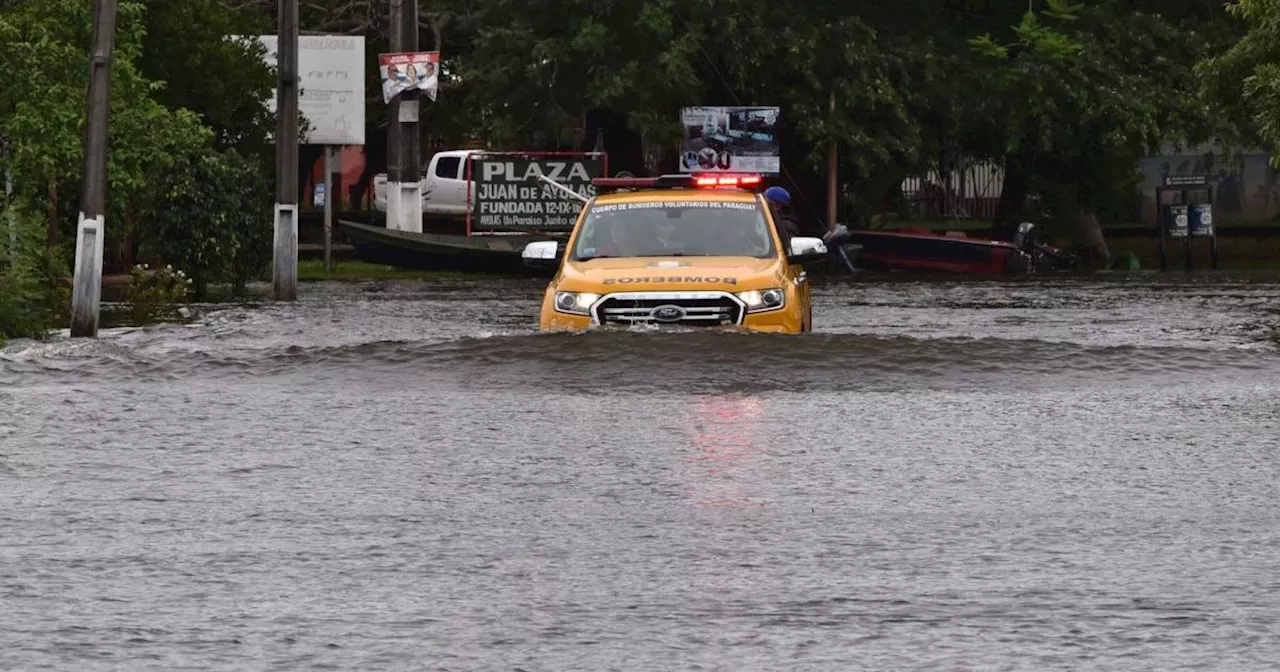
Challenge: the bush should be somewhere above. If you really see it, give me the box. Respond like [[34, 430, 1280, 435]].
[[0, 202, 67, 345], [125, 263, 190, 322], [144, 148, 273, 297]]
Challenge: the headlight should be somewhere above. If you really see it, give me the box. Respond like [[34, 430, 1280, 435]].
[[554, 291, 599, 315], [736, 288, 785, 312]]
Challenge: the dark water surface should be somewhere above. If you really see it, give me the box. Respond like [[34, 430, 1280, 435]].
[[3, 274, 1280, 670]]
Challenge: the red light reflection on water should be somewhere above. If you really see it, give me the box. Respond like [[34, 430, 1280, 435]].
[[682, 395, 767, 508]]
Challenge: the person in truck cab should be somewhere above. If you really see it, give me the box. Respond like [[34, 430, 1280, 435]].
[[707, 210, 770, 257], [605, 218, 651, 257], [521, 173, 830, 333], [764, 186, 800, 241], [656, 218, 680, 252]]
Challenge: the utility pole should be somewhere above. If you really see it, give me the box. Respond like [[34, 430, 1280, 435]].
[[4, 142, 14, 261], [826, 88, 838, 232], [386, 0, 422, 233], [323, 146, 337, 272], [273, 0, 299, 300], [70, 0, 117, 338]]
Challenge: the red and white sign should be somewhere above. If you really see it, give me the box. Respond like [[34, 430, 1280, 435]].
[[379, 51, 438, 104]]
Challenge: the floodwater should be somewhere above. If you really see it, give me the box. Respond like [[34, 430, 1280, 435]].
[[3, 273, 1280, 671]]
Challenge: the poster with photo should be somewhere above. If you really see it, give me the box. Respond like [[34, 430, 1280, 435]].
[[379, 51, 439, 103], [679, 106, 780, 174]]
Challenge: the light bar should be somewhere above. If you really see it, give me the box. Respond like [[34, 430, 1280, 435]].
[[694, 174, 762, 188], [591, 173, 766, 193]]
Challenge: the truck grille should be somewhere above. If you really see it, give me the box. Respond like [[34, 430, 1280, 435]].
[[594, 294, 744, 327]]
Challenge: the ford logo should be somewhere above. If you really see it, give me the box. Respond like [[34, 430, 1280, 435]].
[[650, 304, 686, 322]]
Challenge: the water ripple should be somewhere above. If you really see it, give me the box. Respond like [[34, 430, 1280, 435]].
[[3, 275, 1280, 670]]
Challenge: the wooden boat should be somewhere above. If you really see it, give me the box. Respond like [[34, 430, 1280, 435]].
[[824, 224, 1078, 275], [338, 220, 558, 276]]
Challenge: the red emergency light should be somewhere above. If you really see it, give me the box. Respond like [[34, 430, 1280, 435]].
[[592, 173, 765, 193], [693, 174, 761, 188]]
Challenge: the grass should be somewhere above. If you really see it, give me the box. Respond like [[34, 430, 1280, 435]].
[[297, 259, 476, 281]]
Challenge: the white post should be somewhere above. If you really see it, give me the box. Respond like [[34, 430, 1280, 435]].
[[273, 204, 297, 298], [70, 0, 117, 337], [387, 98, 423, 233], [272, 0, 299, 300], [323, 145, 335, 272], [386, 183, 423, 233], [70, 213, 105, 335], [401, 182, 423, 233], [385, 178, 400, 231]]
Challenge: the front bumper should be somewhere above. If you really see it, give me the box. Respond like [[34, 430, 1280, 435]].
[[540, 290, 803, 333], [542, 313, 800, 332]]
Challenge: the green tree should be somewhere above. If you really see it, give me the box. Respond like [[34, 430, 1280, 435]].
[[0, 201, 67, 345], [137, 0, 275, 155], [1197, 0, 1280, 165], [967, 0, 1228, 255], [0, 0, 215, 260], [147, 148, 273, 297]]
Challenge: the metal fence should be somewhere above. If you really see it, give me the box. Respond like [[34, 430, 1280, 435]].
[[901, 160, 1004, 221]]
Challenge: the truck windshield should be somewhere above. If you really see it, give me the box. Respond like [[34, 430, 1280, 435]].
[[572, 199, 774, 260]]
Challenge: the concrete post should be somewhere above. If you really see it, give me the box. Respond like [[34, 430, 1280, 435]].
[[323, 145, 337, 272], [273, 0, 299, 300], [70, 0, 117, 337], [386, 0, 422, 233]]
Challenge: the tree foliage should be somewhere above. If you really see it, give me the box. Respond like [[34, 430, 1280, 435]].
[[414, 0, 1236, 233], [0, 0, 1260, 302], [0, 201, 67, 344], [0, 0, 216, 238], [1198, 0, 1280, 165], [963, 1, 1228, 228], [0, 0, 278, 305], [147, 148, 273, 297], [14, 0, 1232, 235], [138, 0, 275, 154]]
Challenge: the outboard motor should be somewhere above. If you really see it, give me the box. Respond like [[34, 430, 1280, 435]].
[[1012, 221, 1081, 272], [823, 223, 862, 274], [1013, 222, 1036, 251]]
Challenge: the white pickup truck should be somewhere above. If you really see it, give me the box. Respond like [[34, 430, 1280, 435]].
[[372, 149, 477, 215]]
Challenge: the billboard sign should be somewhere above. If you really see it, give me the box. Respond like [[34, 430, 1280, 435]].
[[242, 35, 366, 145], [680, 106, 780, 174]]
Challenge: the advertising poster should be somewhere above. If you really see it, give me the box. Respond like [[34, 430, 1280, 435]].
[[380, 51, 439, 103], [1165, 204, 1189, 238], [680, 106, 780, 174], [237, 34, 366, 145], [470, 153, 605, 233]]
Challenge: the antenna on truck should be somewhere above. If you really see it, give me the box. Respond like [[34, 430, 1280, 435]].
[[534, 172, 590, 204]]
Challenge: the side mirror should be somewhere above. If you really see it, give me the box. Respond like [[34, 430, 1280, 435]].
[[787, 236, 828, 265], [521, 241, 560, 269]]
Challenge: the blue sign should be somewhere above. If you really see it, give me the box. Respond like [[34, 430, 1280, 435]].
[[1189, 203, 1213, 237]]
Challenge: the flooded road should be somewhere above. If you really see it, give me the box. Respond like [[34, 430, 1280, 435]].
[[3, 274, 1280, 670]]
